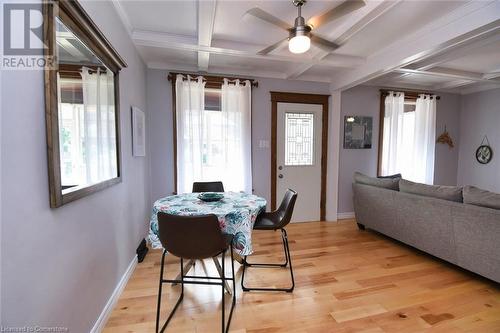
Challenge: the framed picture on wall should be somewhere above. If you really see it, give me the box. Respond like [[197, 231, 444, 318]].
[[132, 106, 146, 157], [344, 116, 373, 149]]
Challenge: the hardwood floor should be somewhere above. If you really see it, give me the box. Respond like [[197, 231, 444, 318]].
[[103, 220, 500, 332]]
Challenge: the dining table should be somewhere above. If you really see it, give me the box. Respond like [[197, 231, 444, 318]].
[[148, 191, 267, 294]]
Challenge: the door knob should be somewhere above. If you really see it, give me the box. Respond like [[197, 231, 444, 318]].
[[278, 174, 284, 179], [278, 165, 283, 170]]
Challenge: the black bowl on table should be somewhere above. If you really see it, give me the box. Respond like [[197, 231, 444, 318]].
[[198, 192, 224, 202]]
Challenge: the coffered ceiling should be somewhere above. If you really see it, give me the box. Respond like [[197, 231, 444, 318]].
[[111, 0, 500, 93]]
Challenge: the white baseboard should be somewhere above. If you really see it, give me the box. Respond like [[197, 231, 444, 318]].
[[337, 212, 355, 220], [91, 254, 138, 333]]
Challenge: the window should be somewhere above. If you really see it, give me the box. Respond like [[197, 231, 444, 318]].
[[174, 75, 253, 193], [379, 91, 437, 184], [285, 112, 314, 166]]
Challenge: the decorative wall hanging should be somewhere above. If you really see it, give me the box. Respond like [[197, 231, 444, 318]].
[[436, 125, 454, 148], [344, 116, 373, 149], [132, 106, 146, 157], [476, 135, 493, 164]]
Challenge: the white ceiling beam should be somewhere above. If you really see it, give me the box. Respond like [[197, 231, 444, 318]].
[[286, 0, 402, 80], [330, 1, 500, 90], [393, 68, 499, 83], [132, 30, 365, 68], [197, 0, 217, 72], [432, 79, 476, 90]]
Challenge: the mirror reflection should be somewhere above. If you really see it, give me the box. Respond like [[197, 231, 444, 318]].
[[56, 18, 118, 193]]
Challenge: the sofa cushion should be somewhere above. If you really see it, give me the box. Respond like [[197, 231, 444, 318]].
[[463, 186, 500, 210], [399, 179, 463, 202], [354, 172, 399, 191], [378, 173, 402, 179]]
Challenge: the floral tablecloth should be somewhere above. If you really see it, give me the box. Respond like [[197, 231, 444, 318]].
[[148, 192, 267, 256]]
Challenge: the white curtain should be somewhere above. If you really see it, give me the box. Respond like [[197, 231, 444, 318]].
[[412, 94, 436, 184], [381, 92, 436, 184], [176, 75, 206, 194], [80, 66, 117, 185], [381, 92, 405, 176], [175, 75, 253, 194], [221, 79, 252, 193]]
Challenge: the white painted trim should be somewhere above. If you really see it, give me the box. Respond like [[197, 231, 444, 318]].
[[337, 212, 355, 220], [91, 255, 138, 333], [110, 0, 133, 36], [325, 90, 341, 222]]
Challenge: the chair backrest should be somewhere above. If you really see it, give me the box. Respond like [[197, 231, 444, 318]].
[[157, 212, 227, 259], [275, 189, 298, 228], [192, 181, 225, 193]]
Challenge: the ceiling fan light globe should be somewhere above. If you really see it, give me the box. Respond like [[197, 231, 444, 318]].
[[289, 35, 310, 54]]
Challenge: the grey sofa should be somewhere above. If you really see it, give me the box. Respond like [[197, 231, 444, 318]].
[[353, 182, 500, 283]]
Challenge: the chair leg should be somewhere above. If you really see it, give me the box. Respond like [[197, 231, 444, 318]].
[[243, 230, 288, 267], [219, 249, 236, 333], [156, 249, 236, 333], [241, 228, 295, 293], [156, 253, 185, 333]]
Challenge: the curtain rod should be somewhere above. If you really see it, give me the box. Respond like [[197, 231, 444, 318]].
[[380, 89, 440, 100], [167, 72, 258, 87]]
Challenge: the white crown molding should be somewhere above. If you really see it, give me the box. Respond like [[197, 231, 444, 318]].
[[90, 255, 138, 332], [110, 0, 133, 36]]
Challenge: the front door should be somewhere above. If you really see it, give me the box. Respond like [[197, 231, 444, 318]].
[[276, 102, 323, 222]]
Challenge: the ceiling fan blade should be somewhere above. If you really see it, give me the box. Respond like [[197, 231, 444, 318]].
[[245, 7, 291, 31], [257, 38, 289, 55], [307, 0, 366, 29], [310, 34, 340, 52]]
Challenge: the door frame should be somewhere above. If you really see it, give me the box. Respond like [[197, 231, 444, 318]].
[[270, 91, 330, 221]]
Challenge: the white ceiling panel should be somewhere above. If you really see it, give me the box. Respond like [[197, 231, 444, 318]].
[[111, 0, 500, 89], [121, 0, 197, 36], [442, 42, 500, 74], [136, 46, 197, 66], [339, 0, 467, 57]]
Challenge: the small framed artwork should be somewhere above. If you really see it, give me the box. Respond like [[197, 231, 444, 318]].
[[344, 116, 373, 149], [132, 106, 146, 157]]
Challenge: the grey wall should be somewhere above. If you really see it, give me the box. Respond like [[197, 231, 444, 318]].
[[457, 88, 500, 192], [0, 1, 149, 331], [337, 85, 461, 214], [147, 69, 331, 204]]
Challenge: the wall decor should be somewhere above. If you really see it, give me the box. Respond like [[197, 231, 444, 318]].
[[436, 125, 454, 148], [344, 116, 373, 149], [132, 106, 146, 157], [476, 135, 493, 164]]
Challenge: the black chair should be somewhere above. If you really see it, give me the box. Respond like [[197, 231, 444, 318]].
[[192, 181, 225, 193], [156, 212, 236, 333], [241, 189, 298, 292]]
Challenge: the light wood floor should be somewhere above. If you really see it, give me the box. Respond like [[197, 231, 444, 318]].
[[104, 220, 500, 332]]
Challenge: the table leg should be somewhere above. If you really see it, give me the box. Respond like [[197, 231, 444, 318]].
[[172, 259, 195, 286], [233, 253, 244, 265], [212, 257, 232, 295]]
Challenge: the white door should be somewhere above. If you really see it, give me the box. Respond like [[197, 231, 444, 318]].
[[276, 102, 322, 222]]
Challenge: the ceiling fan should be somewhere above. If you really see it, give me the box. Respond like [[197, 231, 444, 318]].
[[246, 0, 366, 55]]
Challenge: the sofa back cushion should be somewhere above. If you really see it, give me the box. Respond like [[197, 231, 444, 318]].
[[463, 186, 500, 210], [399, 179, 463, 202], [354, 172, 400, 190]]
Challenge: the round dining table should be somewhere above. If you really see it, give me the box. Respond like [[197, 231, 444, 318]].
[[148, 191, 267, 256]]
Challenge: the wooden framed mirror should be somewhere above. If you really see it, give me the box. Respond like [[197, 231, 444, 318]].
[[43, 0, 127, 208]]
